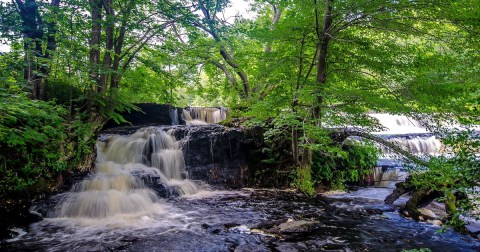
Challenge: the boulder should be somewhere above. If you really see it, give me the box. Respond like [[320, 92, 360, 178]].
[[168, 125, 248, 188], [273, 220, 320, 234], [418, 208, 437, 220]]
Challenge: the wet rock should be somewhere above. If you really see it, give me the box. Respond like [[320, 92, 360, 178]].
[[366, 209, 384, 215], [427, 219, 443, 226], [466, 223, 480, 235], [274, 242, 307, 252], [26, 211, 43, 222], [273, 220, 320, 234], [201, 223, 211, 229], [251, 219, 290, 229], [418, 208, 437, 220], [168, 125, 248, 188], [224, 223, 241, 229], [102, 103, 183, 130], [234, 244, 269, 252]]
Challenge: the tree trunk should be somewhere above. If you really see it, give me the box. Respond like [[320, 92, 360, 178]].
[[89, 0, 102, 90], [99, 0, 114, 92], [313, 0, 334, 124], [219, 47, 250, 97], [15, 0, 60, 100], [265, 4, 282, 53]]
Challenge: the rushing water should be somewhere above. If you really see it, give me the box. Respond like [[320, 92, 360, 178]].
[[2, 115, 479, 251], [3, 189, 479, 251], [49, 128, 199, 220], [183, 107, 228, 125]]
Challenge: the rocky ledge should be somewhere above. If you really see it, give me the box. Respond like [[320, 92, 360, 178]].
[[100, 124, 251, 189]]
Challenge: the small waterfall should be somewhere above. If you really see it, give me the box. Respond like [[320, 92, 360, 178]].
[[182, 107, 228, 125], [368, 113, 444, 157], [368, 113, 443, 186], [170, 108, 179, 125], [378, 136, 443, 157], [370, 113, 428, 135], [53, 128, 198, 218], [372, 167, 406, 187]]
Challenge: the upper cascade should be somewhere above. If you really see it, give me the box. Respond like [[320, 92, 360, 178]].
[[368, 113, 443, 157], [369, 113, 429, 135], [52, 128, 198, 218], [182, 107, 228, 125]]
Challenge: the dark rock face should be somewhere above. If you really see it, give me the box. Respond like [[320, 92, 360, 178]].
[[167, 125, 248, 188], [102, 103, 185, 130]]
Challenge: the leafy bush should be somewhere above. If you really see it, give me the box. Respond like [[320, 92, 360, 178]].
[[409, 130, 480, 230], [0, 86, 99, 199], [292, 164, 316, 197], [311, 140, 379, 190], [254, 114, 379, 193], [0, 88, 69, 196]]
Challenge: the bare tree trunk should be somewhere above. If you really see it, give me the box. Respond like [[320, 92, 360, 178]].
[[265, 3, 282, 53], [98, 0, 114, 92], [219, 47, 250, 97], [86, 0, 103, 117], [14, 0, 60, 100], [193, 3, 250, 97], [313, 0, 334, 124], [110, 1, 133, 89], [292, 33, 307, 165], [89, 0, 102, 91]]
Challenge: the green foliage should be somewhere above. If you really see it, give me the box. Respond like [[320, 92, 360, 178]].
[[0, 83, 100, 199], [409, 130, 480, 230], [292, 165, 316, 197], [311, 140, 379, 190], [0, 88, 68, 195], [402, 249, 432, 252]]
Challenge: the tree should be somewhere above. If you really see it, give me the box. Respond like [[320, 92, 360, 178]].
[[6, 0, 61, 100]]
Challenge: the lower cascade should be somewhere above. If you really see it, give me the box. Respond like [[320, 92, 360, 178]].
[[52, 127, 198, 218], [4, 124, 480, 251]]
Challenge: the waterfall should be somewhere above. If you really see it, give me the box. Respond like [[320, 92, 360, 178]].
[[367, 113, 443, 187], [379, 136, 443, 156], [52, 128, 198, 218], [170, 108, 179, 125], [370, 113, 428, 135], [182, 107, 228, 125], [368, 113, 444, 158], [372, 167, 406, 187]]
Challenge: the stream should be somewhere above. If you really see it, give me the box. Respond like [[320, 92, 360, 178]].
[[1, 109, 479, 251], [3, 189, 479, 251]]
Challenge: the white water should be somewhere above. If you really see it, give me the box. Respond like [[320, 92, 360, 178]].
[[183, 107, 228, 125], [369, 113, 444, 159], [53, 128, 198, 219], [372, 167, 407, 188], [370, 113, 429, 135]]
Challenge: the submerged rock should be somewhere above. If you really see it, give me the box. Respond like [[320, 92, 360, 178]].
[[273, 220, 320, 234], [251, 219, 290, 229], [234, 244, 269, 252]]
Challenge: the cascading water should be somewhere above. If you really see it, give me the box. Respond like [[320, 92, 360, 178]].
[[370, 113, 444, 158], [370, 113, 429, 135], [367, 113, 443, 187], [52, 127, 198, 218], [6, 115, 480, 251], [170, 108, 179, 125], [182, 107, 228, 125]]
